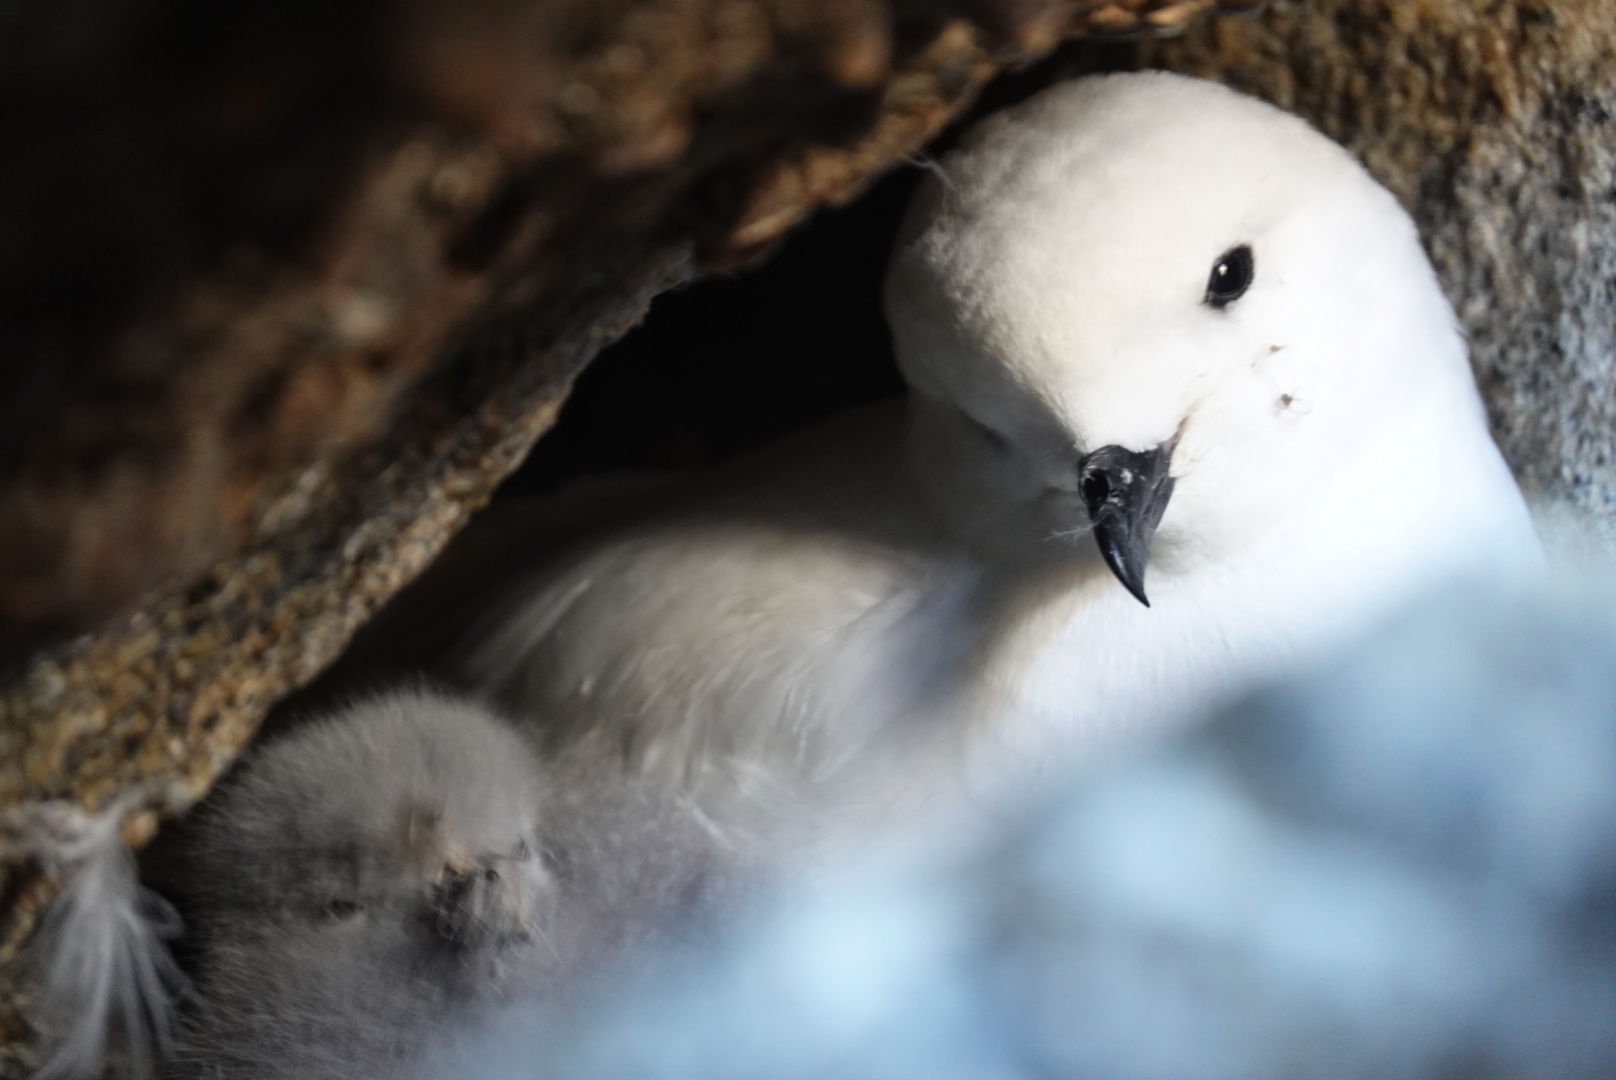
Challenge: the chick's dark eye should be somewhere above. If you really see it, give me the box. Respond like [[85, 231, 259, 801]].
[[1205, 244, 1254, 309], [320, 898, 362, 921]]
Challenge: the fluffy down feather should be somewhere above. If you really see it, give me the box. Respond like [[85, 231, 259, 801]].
[[25, 800, 184, 1080]]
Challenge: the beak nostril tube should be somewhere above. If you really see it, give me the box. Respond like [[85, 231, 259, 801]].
[[1077, 441, 1177, 607], [1078, 470, 1111, 507]]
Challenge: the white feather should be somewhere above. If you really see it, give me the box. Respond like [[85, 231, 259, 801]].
[[26, 801, 184, 1080]]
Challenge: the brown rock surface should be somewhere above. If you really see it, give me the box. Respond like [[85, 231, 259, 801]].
[[0, 0, 1255, 1069]]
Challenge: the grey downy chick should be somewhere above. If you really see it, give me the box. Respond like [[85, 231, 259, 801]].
[[148, 691, 552, 1080], [148, 689, 782, 1080]]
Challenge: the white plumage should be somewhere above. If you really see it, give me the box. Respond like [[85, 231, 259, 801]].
[[451, 71, 1538, 790], [23, 801, 183, 1080]]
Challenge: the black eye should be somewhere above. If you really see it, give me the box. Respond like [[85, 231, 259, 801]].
[[1205, 245, 1254, 309]]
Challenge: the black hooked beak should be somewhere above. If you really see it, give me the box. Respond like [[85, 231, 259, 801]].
[[1077, 440, 1177, 607]]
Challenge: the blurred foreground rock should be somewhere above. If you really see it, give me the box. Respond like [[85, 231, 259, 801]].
[[430, 578, 1616, 1080]]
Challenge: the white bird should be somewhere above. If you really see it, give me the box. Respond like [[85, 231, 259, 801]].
[[436, 71, 1537, 792]]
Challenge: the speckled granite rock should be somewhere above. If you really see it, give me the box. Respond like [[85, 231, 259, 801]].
[[1142, 0, 1616, 543], [0, 0, 1259, 1070]]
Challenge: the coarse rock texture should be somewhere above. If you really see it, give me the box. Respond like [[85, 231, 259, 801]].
[[0, 0, 1259, 1071], [1139, 0, 1616, 543]]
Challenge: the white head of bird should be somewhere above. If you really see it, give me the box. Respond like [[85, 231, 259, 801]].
[[881, 73, 1539, 748], [887, 72, 1536, 614]]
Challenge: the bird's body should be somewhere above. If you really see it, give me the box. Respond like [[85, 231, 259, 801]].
[[452, 72, 1538, 788], [461, 405, 956, 795]]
